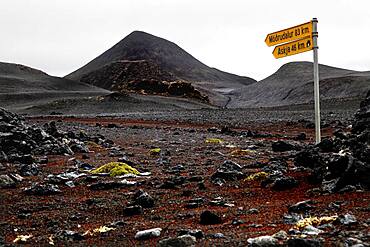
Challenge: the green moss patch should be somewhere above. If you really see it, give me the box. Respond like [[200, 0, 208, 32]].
[[90, 162, 140, 177]]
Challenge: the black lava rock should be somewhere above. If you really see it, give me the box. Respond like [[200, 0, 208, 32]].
[[271, 176, 298, 190], [55, 230, 85, 241], [24, 183, 62, 196], [123, 205, 143, 216], [107, 123, 119, 128], [294, 149, 322, 169], [327, 154, 349, 179], [352, 90, 370, 134], [334, 155, 370, 191], [178, 229, 204, 239], [0, 151, 8, 162], [134, 190, 155, 208], [88, 181, 129, 190], [272, 141, 297, 152], [211, 160, 243, 181], [336, 213, 358, 225], [0, 108, 112, 160], [287, 238, 322, 247], [288, 200, 315, 214], [317, 138, 337, 153], [70, 142, 90, 153], [294, 133, 307, 141], [9, 154, 35, 165], [19, 163, 39, 176], [199, 210, 222, 225], [160, 176, 187, 189], [0, 174, 17, 188]]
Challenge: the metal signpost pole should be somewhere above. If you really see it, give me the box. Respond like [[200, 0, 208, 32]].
[[265, 19, 321, 144], [312, 18, 321, 144]]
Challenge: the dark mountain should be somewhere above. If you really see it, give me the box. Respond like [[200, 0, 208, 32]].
[[79, 60, 209, 102], [228, 61, 370, 108], [0, 62, 109, 110], [79, 60, 176, 90], [65, 31, 256, 106]]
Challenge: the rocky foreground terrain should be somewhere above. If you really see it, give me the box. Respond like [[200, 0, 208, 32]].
[[0, 93, 370, 246], [0, 90, 369, 246]]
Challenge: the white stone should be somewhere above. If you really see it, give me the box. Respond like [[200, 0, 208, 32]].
[[135, 228, 162, 240], [247, 235, 278, 246]]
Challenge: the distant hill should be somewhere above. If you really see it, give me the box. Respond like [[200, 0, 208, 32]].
[[65, 31, 256, 106], [79, 60, 209, 102], [0, 62, 109, 110], [228, 61, 370, 108]]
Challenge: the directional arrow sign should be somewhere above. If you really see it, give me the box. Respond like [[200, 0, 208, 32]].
[[272, 36, 313, 59], [265, 21, 312, 47]]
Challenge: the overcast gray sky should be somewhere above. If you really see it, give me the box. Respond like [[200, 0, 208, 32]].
[[1, 0, 370, 80]]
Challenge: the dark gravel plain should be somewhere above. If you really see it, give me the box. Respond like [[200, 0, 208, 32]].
[[22, 96, 362, 128]]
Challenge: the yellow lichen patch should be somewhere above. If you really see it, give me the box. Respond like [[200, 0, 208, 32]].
[[230, 149, 256, 156], [13, 234, 33, 243], [205, 138, 224, 144], [296, 217, 320, 229], [319, 216, 338, 224], [295, 216, 338, 229], [48, 235, 55, 245], [149, 148, 161, 155], [82, 226, 116, 236], [244, 172, 269, 182], [90, 162, 140, 177], [93, 226, 115, 234], [83, 226, 116, 237]]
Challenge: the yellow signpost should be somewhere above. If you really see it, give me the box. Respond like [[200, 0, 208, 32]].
[[272, 36, 313, 59], [265, 18, 321, 144], [265, 21, 312, 47]]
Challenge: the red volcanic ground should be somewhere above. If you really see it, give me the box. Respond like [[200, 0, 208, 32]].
[[1, 117, 369, 246]]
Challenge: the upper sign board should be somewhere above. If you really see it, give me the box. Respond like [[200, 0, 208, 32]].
[[265, 21, 312, 47]]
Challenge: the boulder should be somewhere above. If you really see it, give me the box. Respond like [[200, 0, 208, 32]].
[[270, 176, 298, 190], [352, 90, 370, 134], [336, 213, 357, 226], [287, 238, 322, 247], [0, 108, 112, 160], [0, 174, 16, 188], [333, 155, 370, 191], [211, 160, 243, 181], [247, 235, 278, 247], [55, 230, 85, 241], [24, 183, 62, 196], [288, 200, 315, 214], [272, 141, 298, 152], [134, 228, 162, 240], [158, 235, 196, 247], [177, 229, 204, 239], [317, 138, 337, 153], [294, 149, 323, 169], [123, 205, 143, 216], [133, 190, 155, 208], [199, 210, 222, 225]]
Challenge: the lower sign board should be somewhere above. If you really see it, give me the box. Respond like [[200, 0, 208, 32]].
[[272, 36, 313, 59]]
